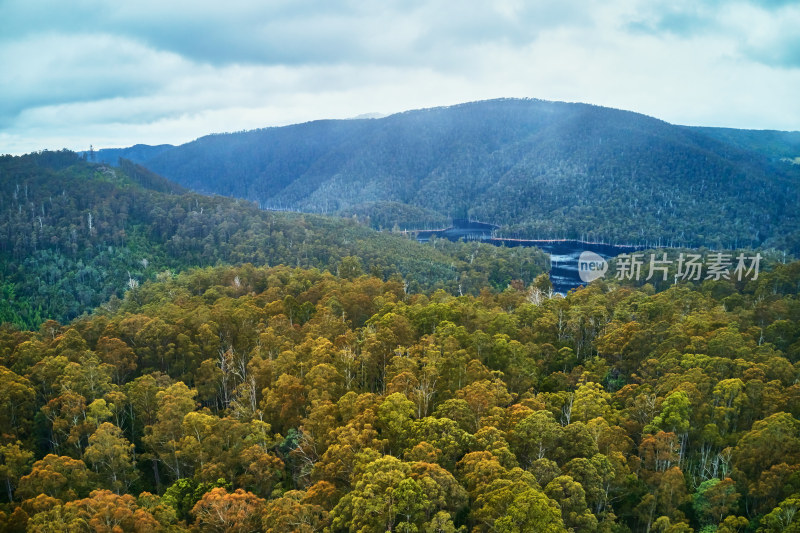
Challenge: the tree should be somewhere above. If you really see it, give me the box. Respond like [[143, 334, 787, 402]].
[[455, 379, 513, 431], [408, 417, 473, 470], [654, 467, 689, 524], [338, 256, 364, 280], [0, 441, 34, 503], [125, 372, 171, 444], [759, 496, 800, 532], [422, 511, 459, 533], [190, 487, 265, 533], [263, 489, 329, 532], [329, 456, 410, 532], [392, 477, 430, 531], [571, 381, 613, 424], [732, 412, 800, 490], [61, 354, 114, 401], [409, 461, 468, 522], [142, 382, 197, 485], [639, 432, 680, 473], [646, 391, 691, 446], [0, 366, 36, 441], [693, 477, 740, 526], [328, 455, 449, 533], [64, 489, 161, 532], [544, 475, 599, 532], [237, 444, 284, 498], [16, 454, 91, 502], [24, 503, 83, 532], [456, 451, 507, 497], [510, 410, 561, 467], [161, 477, 231, 522], [83, 422, 138, 494], [473, 478, 565, 533], [376, 392, 415, 455], [717, 515, 748, 533], [311, 409, 383, 488], [95, 337, 137, 384], [41, 390, 94, 456], [553, 422, 599, 465], [261, 374, 307, 434], [563, 455, 611, 516]]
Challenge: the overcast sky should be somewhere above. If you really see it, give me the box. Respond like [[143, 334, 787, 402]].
[[1, 0, 799, 154]]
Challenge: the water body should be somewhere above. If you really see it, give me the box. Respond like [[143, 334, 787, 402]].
[[415, 221, 644, 294]]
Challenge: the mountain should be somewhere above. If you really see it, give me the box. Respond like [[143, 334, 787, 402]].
[[0, 150, 547, 328], [693, 127, 800, 161], [90, 143, 175, 165], [5, 117, 800, 533], [95, 98, 800, 253]]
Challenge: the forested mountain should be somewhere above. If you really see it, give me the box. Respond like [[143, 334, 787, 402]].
[[95, 98, 800, 253], [693, 128, 800, 161], [1, 258, 799, 531], [3, 102, 800, 533], [0, 150, 547, 329]]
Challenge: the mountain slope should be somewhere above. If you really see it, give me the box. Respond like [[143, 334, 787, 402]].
[[691, 127, 800, 161], [97, 98, 800, 253], [0, 150, 547, 328]]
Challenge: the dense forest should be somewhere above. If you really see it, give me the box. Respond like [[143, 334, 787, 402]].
[[0, 151, 547, 329], [0, 256, 798, 531], [2, 136, 800, 532], [96, 99, 800, 253]]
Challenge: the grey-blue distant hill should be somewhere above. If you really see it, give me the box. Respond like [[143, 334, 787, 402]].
[[95, 98, 800, 253]]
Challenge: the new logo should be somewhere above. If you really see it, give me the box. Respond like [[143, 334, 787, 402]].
[[578, 251, 608, 283]]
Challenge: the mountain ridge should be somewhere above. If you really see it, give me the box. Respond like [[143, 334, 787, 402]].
[[94, 98, 800, 253]]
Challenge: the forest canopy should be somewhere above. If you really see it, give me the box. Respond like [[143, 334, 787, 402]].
[[2, 147, 800, 532], [0, 151, 547, 329], [0, 256, 798, 531]]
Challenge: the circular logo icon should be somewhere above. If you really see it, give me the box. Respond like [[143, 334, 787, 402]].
[[578, 251, 608, 283]]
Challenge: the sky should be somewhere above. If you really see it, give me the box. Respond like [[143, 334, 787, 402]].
[[1, 0, 799, 155]]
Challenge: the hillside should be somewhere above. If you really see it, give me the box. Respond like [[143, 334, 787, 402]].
[[3, 119, 800, 533], [0, 150, 547, 328], [692, 127, 800, 161], [1, 258, 799, 531], [96, 98, 800, 253]]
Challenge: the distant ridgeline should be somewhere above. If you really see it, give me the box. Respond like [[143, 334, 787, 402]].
[[93, 98, 800, 255]]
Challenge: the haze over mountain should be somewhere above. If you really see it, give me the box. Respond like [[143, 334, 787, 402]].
[[96, 99, 800, 254]]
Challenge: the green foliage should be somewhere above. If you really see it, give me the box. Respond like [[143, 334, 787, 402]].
[[0, 236, 799, 531], [0, 150, 547, 329], [161, 477, 231, 521]]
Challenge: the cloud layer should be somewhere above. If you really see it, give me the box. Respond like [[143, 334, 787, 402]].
[[2, 0, 799, 154]]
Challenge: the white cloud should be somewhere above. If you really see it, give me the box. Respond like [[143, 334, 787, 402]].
[[1, 0, 798, 154]]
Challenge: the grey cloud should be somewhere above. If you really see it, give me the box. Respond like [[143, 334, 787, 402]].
[[1, 0, 597, 68], [623, 1, 800, 70], [653, 10, 715, 36], [0, 33, 183, 126], [742, 34, 800, 68], [624, 2, 718, 38], [750, 0, 800, 8], [2, 0, 800, 154]]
